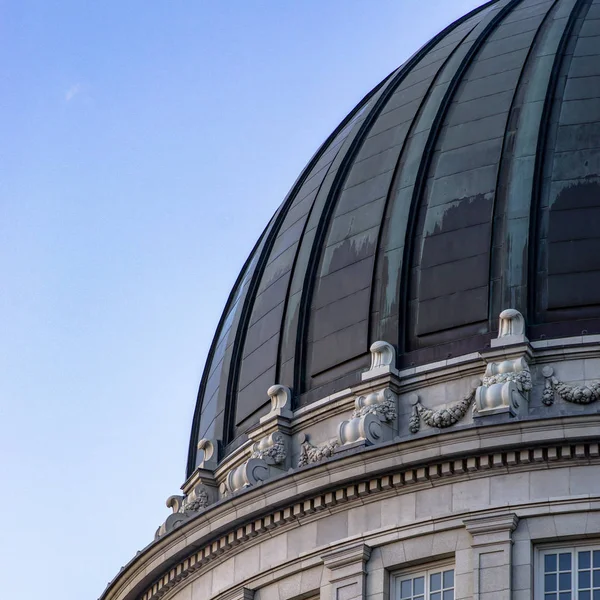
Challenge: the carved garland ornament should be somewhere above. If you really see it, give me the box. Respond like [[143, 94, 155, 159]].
[[297, 433, 340, 467], [409, 389, 476, 434], [542, 366, 600, 405]]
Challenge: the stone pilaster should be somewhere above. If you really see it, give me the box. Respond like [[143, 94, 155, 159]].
[[216, 587, 254, 600], [463, 513, 518, 600], [321, 543, 372, 600]]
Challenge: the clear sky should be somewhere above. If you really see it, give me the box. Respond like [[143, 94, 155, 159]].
[[0, 2, 488, 598]]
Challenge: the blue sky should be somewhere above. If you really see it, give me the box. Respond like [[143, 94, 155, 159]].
[[0, 2, 487, 598]]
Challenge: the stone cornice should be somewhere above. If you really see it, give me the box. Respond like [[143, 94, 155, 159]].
[[191, 335, 600, 500], [98, 414, 600, 600]]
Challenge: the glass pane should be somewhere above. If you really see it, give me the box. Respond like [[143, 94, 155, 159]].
[[443, 570, 454, 588], [415, 597, 424, 600], [580, 591, 591, 600], [545, 594, 557, 600], [593, 570, 600, 587], [593, 591, 600, 600], [400, 579, 412, 599], [580, 552, 592, 569], [580, 570, 591, 588], [546, 554, 558, 572], [442, 591, 453, 600], [546, 574, 557, 592], [430, 593, 441, 600], [558, 593, 571, 600], [560, 553, 572, 572], [430, 573, 441, 591], [559, 572, 571, 591], [594, 551, 600, 569], [414, 577, 424, 595]]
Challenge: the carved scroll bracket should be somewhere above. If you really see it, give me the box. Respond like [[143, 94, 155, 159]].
[[156, 481, 217, 538], [475, 309, 532, 418], [223, 386, 293, 495], [297, 385, 398, 466], [338, 387, 397, 448]]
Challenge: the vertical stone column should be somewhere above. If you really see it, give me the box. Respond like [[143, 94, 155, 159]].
[[321, 543, 372, 600], [463, 513, 518, 600]]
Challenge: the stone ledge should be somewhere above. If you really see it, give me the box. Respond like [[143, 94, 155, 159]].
[[139, 435, 600, 600]]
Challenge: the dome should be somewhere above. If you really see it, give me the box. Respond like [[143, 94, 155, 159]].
[[101, 4, 600, 600], [187, 0, 600, 473]]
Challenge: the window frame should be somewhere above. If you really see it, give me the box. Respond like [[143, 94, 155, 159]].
[[535, 542, 600, 600], [391, 559, 455, 600]]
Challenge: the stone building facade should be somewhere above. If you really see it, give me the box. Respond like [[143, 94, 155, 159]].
[[100, 1, 600, 599]]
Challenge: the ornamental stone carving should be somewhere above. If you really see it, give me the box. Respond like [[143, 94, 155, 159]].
[[542, 366, 600, 405], [491, 308, 528, 347], [338, 387, 397, 447], [184, 488, 209, 511], [299, 384, 398, 464], [224, 458, 271, 494], [224, 432, 288, 494], [339, 412, 384, 447], [361, 340, 399, 380], [196, 438, 219, 470], [182, 483, 214, 512], [223, 386, 292, 494], [475, 309, 531, 418], [298, 433, 339, 467], [156, 480, 216, 537], [409, 386, 477, 434], [250, 431, 287, 464], [475, 356, 531, 417], [352, 387, 397, 421], [260, 384, 293, 423]]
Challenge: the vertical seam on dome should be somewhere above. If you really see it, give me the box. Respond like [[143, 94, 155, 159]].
[[219, 80, 389, 451], [185, 224, 270, 476], [488, 0, 563, 332], [399, 0, 524, 355], [273, 133, 355, 388], [293, 0, 502, 397], [367, 20, 483, 351], [527, 0, 593, 322]]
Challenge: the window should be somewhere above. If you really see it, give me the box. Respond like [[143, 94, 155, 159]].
[[539, 546, 600, 599], [394, 566, 455, 600]]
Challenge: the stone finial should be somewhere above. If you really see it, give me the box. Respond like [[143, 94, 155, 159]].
[[197, 438, 218, 470], [361, 341, 399, 380], [166, 495, 184, 514], [260, 384, 293, 423], [491, 308, 528, 347]]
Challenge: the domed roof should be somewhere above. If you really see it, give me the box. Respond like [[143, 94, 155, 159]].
[[187, 0, 600, 474]]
